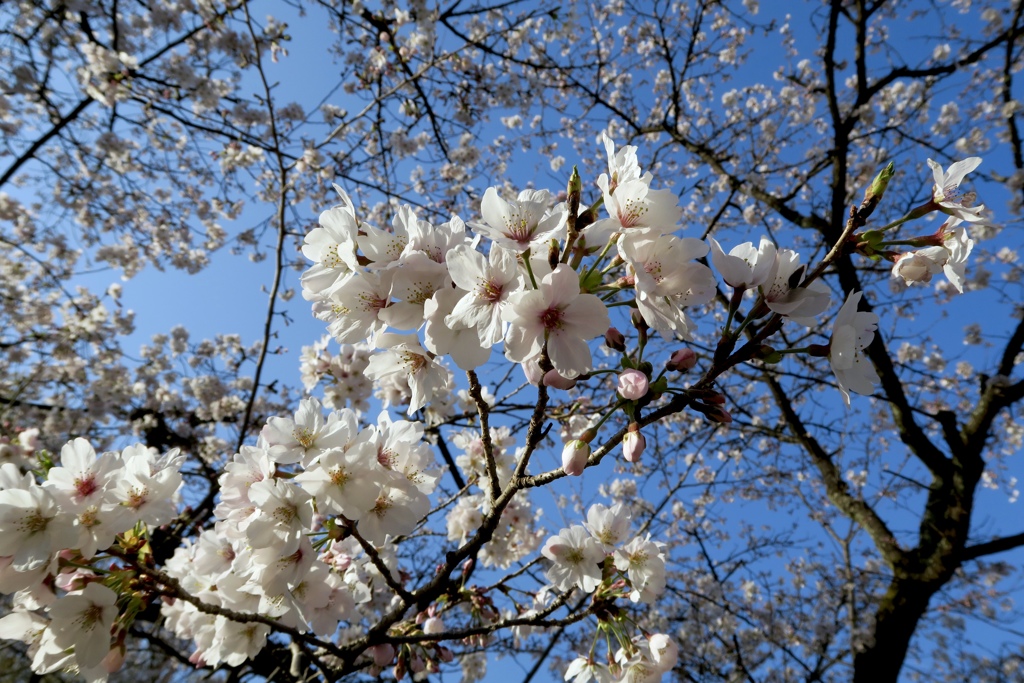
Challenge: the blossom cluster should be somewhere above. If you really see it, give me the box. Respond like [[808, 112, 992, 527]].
[[0, 439, 183, 678], [0, 129, 989, 683], [542, 502, 666, 603]]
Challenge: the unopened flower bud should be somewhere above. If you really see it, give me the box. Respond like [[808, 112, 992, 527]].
[[622, 425, 646, 463], [605, 327, 626, 352], [703, 406, 733, 423], [667, 348, 698, 371], [862, 161, 895, 216], [562, 439, 590, 476], [630, 309, 649, 331], [806, 344, 831, 357], [422, 617, 444, 635], [617, 369, 649, 400], [102, 645, 126, 674], [543, 369, 577, 390], [372, 644, 396, 667]]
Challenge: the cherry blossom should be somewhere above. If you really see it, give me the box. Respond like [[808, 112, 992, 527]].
[[829, 291, 881, 406], [48, 583, 118, 670], [709, 237, 777, 290], [365, 333, 452, 415], [444, 243, 520, 347], [473, 188, 566, 253], [562, 439, 590, 476], [762, 249, 831, 325], [541, 525, 606, 593], [502, 265, 610, 379], [928, 157, 986, 222], [618, 234, 715, 339]]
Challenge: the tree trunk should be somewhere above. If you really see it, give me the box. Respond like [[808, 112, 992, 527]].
[[853, 578, 937, 683]]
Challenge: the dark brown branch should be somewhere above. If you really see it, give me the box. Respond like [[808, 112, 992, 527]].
[[962, 532, 1024, 562]]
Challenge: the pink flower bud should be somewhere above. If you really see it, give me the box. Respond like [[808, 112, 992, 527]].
[[605, 327, 626, 351], [543, 369, 577, 390], [617, 369, 649, 400], [372, 644, 396, 667], [562, 439, 590, 476], [622, 427, 646, 463], [667, 348, 697, 371]]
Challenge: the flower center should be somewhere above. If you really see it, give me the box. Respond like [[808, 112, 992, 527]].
[[74, 475, 99, 499], [480, 279, 505, 304], [539, 306, 564, 331], [293, 427, 315, 448]]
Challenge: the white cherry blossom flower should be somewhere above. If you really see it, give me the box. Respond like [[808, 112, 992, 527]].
[[43, 438, 119, 512], [365, 333, 452, 415], [358, 204, 417, 266], [48, 583, 118, 669], [613, 535, 667, 603], [424, 287, 492, 371], [261, 397, 356, 466], [249, 535, 316, 595], [318, 268, 394, 345], [356, 479, 429, 545], [373, 413, 440, 495], [245, 479, 314, 555], [473, 187, 566, 253], [709, 236, 776, 289], [940, 218, 974, 293], [584, 502, 631, 551], [584, 179, 682, 247], [829, 291, 880, 406], [542, 525, 605, 593], [72, 503, 131, 560], [300, 187, 360, 296], [597, 132, 644, 195], [113, 444, 182, 527], [0, 482, 77, 570], [565, 657, 615, 683], [762, 248, 831, 325], [618, 234, 715, 340], [378, 251, 450, 330], [294, 440, 383, 520], [892, 248, 948, 285], [502, 264, 610, 379], [445, 243, 521, 347], [928, 157, 985, 222]]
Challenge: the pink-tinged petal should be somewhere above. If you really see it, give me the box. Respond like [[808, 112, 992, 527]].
[[547, 333, 593, 379], [562, 294, 611, 339], [543, 265, 581, 308]]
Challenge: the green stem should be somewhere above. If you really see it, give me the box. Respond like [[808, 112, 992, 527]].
[[522, 248, 539, 289]]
